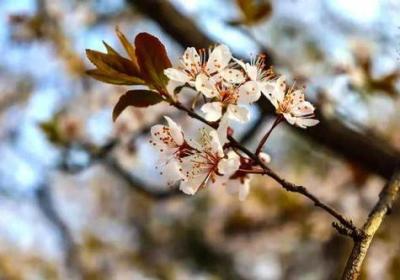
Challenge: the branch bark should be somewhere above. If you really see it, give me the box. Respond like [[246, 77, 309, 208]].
[[227, 135, 360, 238], [341, 169, 400, 279], [129, 0, 400, 180]]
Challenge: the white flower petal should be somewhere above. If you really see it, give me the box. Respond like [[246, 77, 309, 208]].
[[164, 68, 190, 84], [294, 118, 319, 128], [201, 102, 223, 122], [233, 58, 246, 70], [218, 151, 240, 176], [291, 101, 315, 117], [217, 116, 230, 146], [179, 179, 202, 195], [186, 137, 202, 151], [283, 113, 296, 125], [209, 129, 224, 157], [195, 74, 217, 98], [238, 81, 261, 104], [150, 124, 168, 148], [261, 81, 278, 107], [233, 58, 259, 81], [164, 116, 184, 146], [162, 160, 184, 186], [151, 119, 183, 149], [206, 45, 232, 74], [220, 68, 246, 84], [289, 89, 305, 107], [246, 64, 258, 81], [270, 76, 286, 105], [212, 175, 230, 188], [226, 105, 250, 123], [182, 47, 201, 69]]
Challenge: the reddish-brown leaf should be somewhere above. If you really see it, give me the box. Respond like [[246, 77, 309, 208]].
[[86, 49, 140, 76], [116, 27, 139, 71], [112, 90, 164, 121], [102, 41, 119, 56], [86, 69, 144, 85], [134, 32, 172, 90]]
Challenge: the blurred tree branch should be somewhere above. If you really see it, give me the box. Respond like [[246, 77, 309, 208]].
[[130, 0, 400, 180], [58, 140, 183, 200], [0, 82, 32, 113], [103, 157, 182, 199], [58, 134, 183, 200], [341, 168, 400, 279], [35, 184, 83, 278]]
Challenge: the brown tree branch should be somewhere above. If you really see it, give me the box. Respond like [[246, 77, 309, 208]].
[[341, 169, 400, 279], [227, 135, 360, 238], [129, 0, 400, 180]]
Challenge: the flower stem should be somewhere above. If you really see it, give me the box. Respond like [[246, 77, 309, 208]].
[[255, 115, 283, 156]]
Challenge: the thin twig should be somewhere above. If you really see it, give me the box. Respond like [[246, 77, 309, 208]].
[[169, 101, 359, 237], [228, 135, 360, 238], [239, 113, 267, 145], [255, 115, 283, 155], [172, 102, 218, 129]]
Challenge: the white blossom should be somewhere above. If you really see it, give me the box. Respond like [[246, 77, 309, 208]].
[[227, 151, 271, 201], [263, 76, 319, 128], [234, 55, 275, 101], [164, 45, 244, 94], [150, 116, 194, 185], [180, 130, 240, 195], [199, 80, 260, 123]]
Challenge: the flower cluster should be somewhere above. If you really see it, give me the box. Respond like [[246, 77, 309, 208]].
[[86, 31, 318, 200], [148, 44, 318, 199], [150, 116, 270, 200]]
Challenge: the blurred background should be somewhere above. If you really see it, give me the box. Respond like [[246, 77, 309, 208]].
[[0, 0, 400, 279]]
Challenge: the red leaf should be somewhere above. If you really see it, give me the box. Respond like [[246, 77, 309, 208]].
[[112, 90, 164, 121], [134, 32, 172, 90]]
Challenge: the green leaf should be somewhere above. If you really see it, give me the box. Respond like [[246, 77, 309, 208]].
[[113, 90, 164, 121], [134, 32, 172, 90], [86, 69, 145, 85]]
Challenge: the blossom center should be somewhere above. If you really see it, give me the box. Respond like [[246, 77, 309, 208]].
[[217, 83, 238, 105]]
